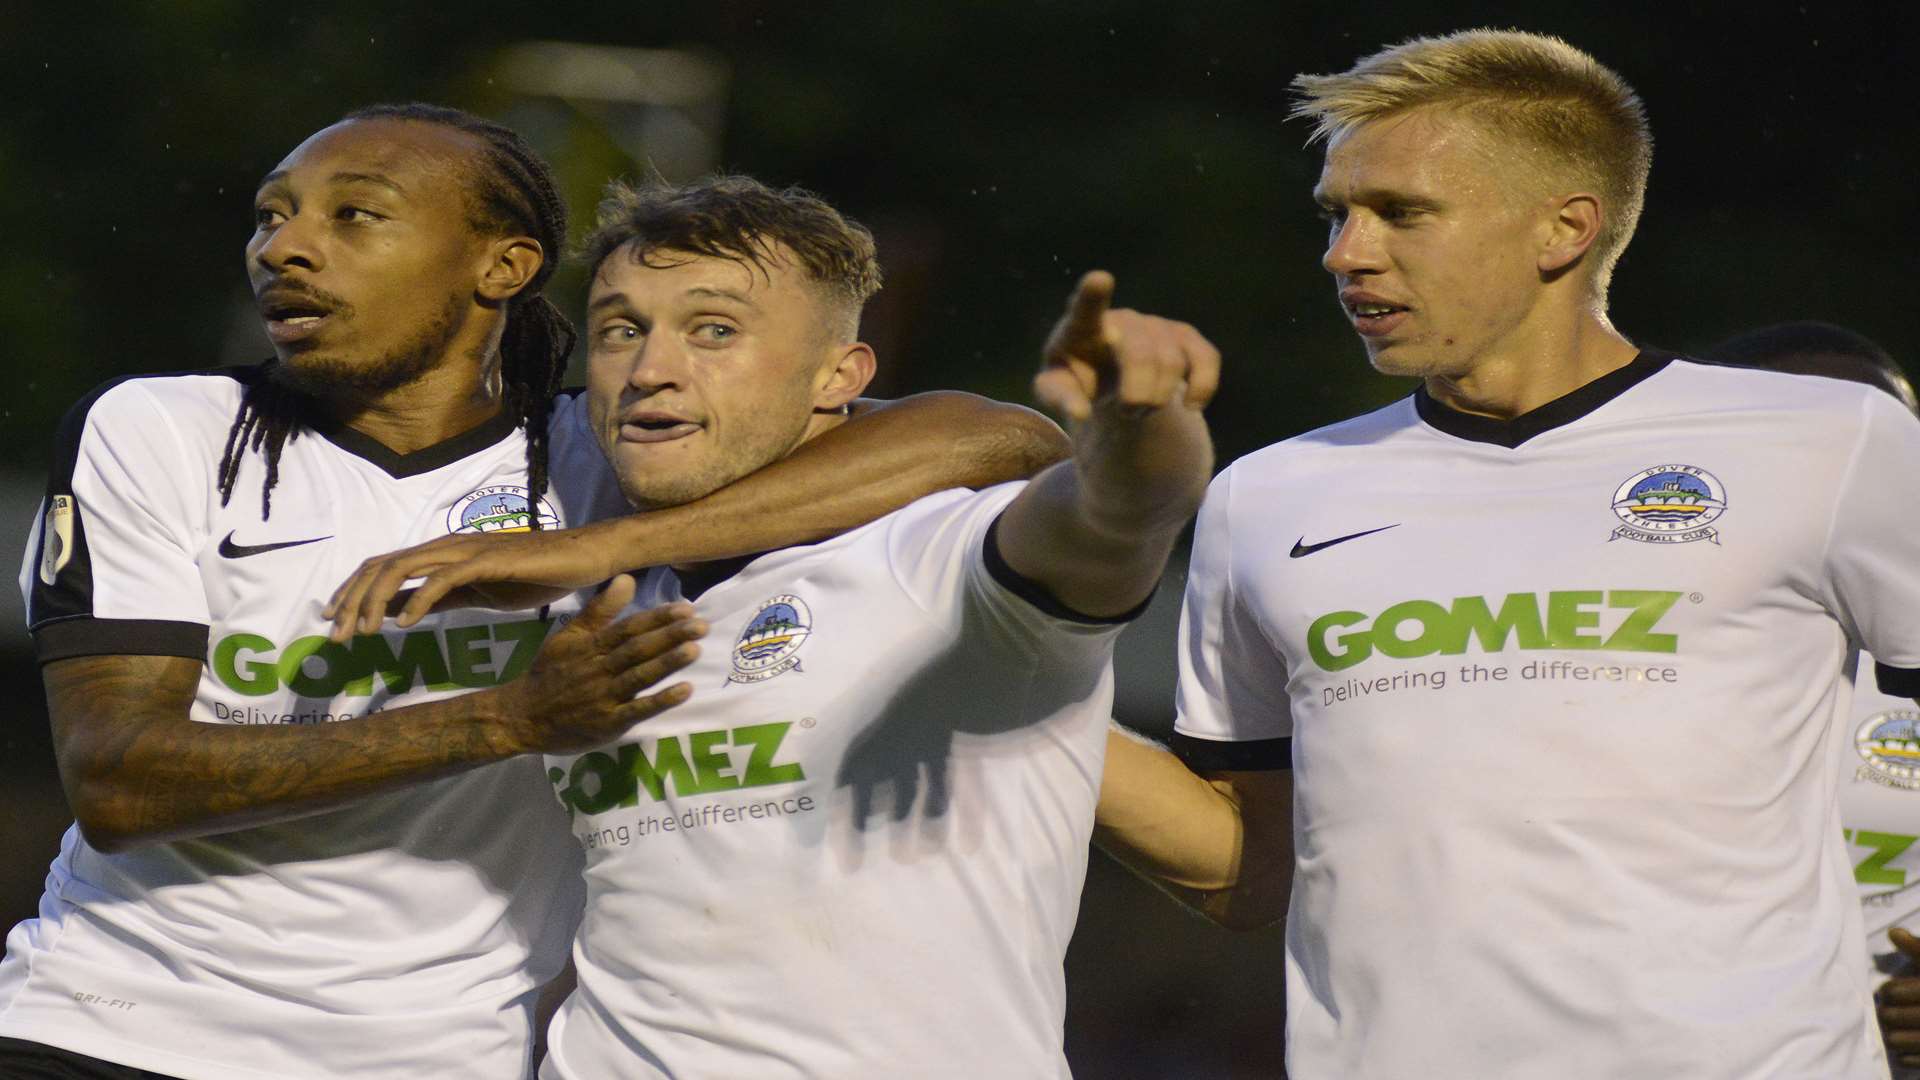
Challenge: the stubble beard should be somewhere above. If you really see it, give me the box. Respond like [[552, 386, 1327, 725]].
[[608, 401, 815, 513], [270, 292, 467, 401]]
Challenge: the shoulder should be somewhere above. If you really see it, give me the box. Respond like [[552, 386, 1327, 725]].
[[1211, 396, 1420, 501], [546, 387, 589, 427], [50, 365, 258, 470], [880, 482, 1024, 540], [1659, 356, 1886, 423], [541, 388, 624, 523], [62, 365, 253, 429], [786, 483, 1023, 579]]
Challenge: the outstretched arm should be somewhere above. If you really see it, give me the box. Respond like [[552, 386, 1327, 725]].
[[992, 270, 1216, 618], [327, 391, 1068, 639], [51, 578, 703, 852]]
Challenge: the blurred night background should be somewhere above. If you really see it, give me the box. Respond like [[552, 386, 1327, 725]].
[[1, 2, 1915, 1076]]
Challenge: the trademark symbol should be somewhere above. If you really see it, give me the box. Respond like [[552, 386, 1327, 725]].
[[1688, 593, 1704, 604], [798, 716, 816, 728]]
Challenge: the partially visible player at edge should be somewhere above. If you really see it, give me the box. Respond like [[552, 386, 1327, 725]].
[[1706, 321, 1920, 1076], [0, 105, 1064, 1080], [1095, 31, 1920, 1078], [329, 174, 1217, 1078]]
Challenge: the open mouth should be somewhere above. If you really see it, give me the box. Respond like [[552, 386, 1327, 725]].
[[257, 288, 340, 345], [1344, 299, 1411, 337], [619, 414, 702, 444]]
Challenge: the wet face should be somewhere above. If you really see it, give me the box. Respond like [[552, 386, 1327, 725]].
[[246, 118, 495, 397], [1314, 108, 1549, 379], [585, 244, 863, 510]]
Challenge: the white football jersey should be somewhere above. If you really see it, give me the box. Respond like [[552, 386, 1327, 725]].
[[1174, 352, 1920, 1079], [538, 482, 1124, 1080], [2, 367, 617, 1079], [1838, 652, 1920, 981]]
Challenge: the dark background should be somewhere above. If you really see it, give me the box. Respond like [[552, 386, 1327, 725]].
[[1, 2, 1915, 1076]]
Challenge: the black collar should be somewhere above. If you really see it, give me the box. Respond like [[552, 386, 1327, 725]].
[[312, 408, 521, 478], [229, 359, 526, 478], [1414, 348, 1677, 449]]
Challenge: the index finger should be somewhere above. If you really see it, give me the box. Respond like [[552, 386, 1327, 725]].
[[1058, 270, 1116, 347]]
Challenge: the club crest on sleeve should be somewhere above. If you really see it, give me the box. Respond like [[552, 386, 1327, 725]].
[[1855, 709, 1920, 790], [1608, 464, 1727, 545], [38, 495, 75, 586], [445, 485, 560, 535], [727, 595, 812, 686]]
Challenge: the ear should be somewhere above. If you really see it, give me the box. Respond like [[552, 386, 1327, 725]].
[[812, 342, 877, 411], [477, 236, 545, 304], [1538, 193, 1603, 276]]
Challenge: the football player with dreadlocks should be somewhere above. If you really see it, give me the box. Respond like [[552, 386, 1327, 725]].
[[0, 105, 1064, 1080]]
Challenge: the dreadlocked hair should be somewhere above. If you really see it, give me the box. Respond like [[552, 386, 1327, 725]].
[[218, 102, 577, 524]]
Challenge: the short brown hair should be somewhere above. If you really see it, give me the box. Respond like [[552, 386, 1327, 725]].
[[581, 174, 883, 341], [1292, 29, 1652, 294]]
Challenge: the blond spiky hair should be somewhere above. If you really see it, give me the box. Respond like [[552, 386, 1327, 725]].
[[1292, 29, 1652, 294]]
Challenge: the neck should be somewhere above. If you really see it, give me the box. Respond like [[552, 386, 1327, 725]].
[[1423, 307, 1639, 420], [666, 406, 853, 578], [323, 344, 506, 456]]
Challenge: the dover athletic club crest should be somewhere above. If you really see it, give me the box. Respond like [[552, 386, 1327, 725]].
[[1856, 709, 1920, 791], [445, 485, 560, 535], [727, 595, 813, 686], [1609, 464, 1727, 545]]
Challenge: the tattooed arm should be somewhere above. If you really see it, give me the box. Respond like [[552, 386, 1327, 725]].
[[46, 576, 701, 852]]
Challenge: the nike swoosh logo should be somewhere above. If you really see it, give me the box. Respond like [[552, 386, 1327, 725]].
[[1289, 525, 1399, 558], [218, 531, 332, 559]]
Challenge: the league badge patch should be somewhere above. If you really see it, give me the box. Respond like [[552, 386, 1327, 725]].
[[445, 485, 560, 535], [1856, 709, 1920, 791], [727, 594, 812, 686], [38, 494, 75, 586], [1609, 464, 1727, 545]]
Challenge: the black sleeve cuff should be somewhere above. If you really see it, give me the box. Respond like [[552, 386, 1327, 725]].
[[1878, 661, 1920, 699], [981, 513, 1152, 626], [33, 617, 210, 664], [1169, 732, 1292, 772]]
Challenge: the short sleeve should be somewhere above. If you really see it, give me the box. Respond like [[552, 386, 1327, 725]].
[[1171, 466, 1293, 770], [21, 379, 211, 662], [884, 482, 1133, 658], [1822, 390, 1920, 697]]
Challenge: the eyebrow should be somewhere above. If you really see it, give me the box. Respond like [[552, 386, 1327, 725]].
[[585, 284, 762, 316], [253, 170, 406, 196], [685, 286, 759, 309]]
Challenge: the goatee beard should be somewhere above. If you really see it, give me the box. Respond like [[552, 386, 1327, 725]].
[[271, 294, 466, 400]]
